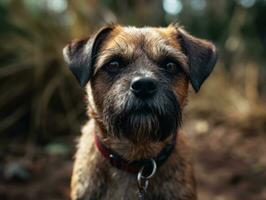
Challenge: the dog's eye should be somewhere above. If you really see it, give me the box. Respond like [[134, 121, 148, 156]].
[[165, 62, 177, 72], [162, 59, 182, 75], [104, 60, 121, 73]]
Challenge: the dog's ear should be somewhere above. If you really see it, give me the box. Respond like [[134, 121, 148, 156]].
[[177, 28, 218, 92], [63, 26, 113, 87]]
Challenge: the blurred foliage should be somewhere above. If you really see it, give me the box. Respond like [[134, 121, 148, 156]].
[[0, 0, 266, 142]]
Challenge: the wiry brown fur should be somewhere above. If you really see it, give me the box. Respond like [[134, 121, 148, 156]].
[[64, 24, 217, 200], [72, 120, 196, 200]]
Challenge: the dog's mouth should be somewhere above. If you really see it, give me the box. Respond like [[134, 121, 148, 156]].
[[103, 88, 182, 143]]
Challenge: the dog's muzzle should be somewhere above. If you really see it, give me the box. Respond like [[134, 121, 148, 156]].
[[103, 77, 182, 143]]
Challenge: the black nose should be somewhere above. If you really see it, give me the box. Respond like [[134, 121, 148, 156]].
[[130, 77, 158, 98]]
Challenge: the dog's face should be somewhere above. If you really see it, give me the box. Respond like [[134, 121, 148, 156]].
[[63, 25, 217, 143]]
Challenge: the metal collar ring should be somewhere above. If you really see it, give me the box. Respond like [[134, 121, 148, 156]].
[[138, 159, 157, 180]]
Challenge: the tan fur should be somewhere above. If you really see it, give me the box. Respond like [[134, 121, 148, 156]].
[[69, 25, 216, 200], [95, 25, 188, 74]]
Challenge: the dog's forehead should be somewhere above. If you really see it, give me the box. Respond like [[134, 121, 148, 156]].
[[94, 26, 186, 72], [106, 26, 180, 50], [120, 26, 169, 39]]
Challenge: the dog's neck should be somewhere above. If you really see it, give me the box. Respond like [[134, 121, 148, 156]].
[[93, 119, 176, 161]]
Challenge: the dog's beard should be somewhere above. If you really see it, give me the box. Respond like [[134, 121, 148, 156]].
[[103, 88, 182, 143]]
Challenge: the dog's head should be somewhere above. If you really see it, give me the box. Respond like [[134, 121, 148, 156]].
[[63, 24, 217, 143]]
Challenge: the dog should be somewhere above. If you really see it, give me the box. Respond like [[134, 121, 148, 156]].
[[63, 24, 217, 200]]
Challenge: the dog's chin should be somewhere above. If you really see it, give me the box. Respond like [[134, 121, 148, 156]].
[[103, 90, 182, 143], [120, 111, 179, 143]]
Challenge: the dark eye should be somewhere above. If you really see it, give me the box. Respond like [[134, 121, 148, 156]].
[[165, 62, 177, 72], [104, 60, 121, 73], [161, 58, 183, 75]]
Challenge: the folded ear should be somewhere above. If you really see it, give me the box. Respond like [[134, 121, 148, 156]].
[[177, 28, 218, 92], [62, 26, 113, 87]]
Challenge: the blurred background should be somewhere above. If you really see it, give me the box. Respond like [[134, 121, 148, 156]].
[[0, 0, 266, 199]]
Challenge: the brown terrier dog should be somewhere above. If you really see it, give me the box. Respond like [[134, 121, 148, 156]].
[[63, 24, 217, 200]]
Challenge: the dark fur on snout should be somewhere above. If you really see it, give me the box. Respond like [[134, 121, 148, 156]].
[[103, 84, 182, 143]]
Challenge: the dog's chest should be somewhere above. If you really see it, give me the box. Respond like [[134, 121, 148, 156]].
[[93, 169, 178, 200], [72, 122, 196, 200], [101, 172, 138, 200]]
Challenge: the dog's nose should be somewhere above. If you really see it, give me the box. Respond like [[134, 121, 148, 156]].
[[130, 77, 157, 98]]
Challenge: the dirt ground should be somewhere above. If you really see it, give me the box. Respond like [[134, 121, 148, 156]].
[[1, 116, 266, 200]]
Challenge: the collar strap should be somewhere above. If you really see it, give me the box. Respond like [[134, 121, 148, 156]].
[[94, 134, 177, 174]]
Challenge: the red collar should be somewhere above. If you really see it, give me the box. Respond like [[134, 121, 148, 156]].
[[94, 134, 177, 174]]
